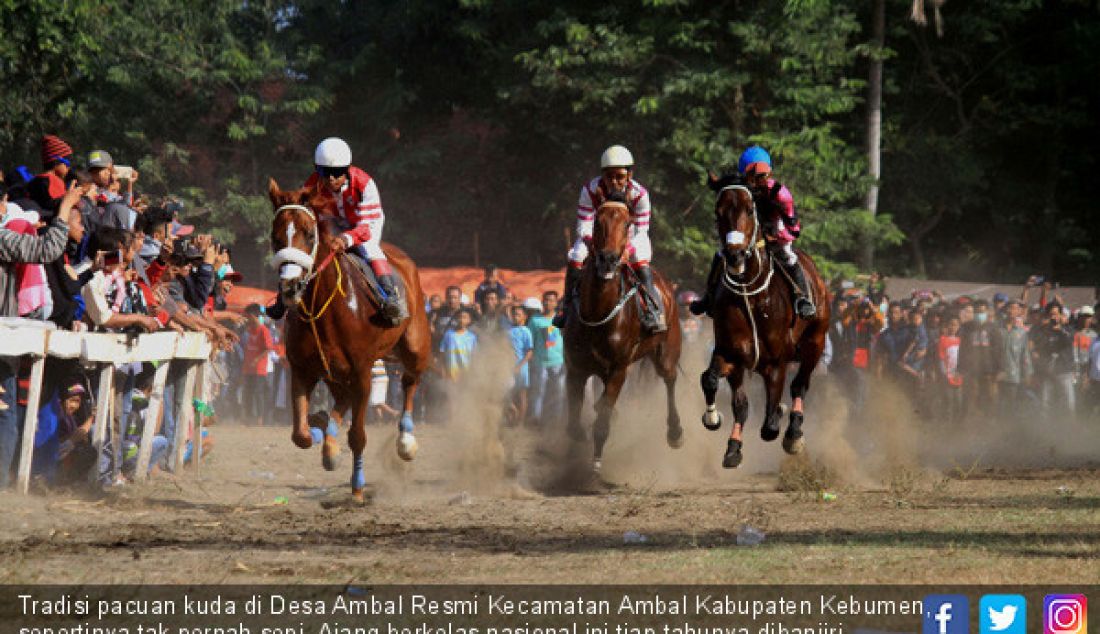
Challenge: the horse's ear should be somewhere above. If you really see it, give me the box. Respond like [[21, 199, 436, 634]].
[[706, 171, 721, 192], [268, 178, 283, 206]]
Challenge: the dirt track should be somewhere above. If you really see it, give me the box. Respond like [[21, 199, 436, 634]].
[[2, 366, 1098, 585]]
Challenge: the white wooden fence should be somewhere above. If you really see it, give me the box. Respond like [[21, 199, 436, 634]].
[[0, 320, 213, 494]]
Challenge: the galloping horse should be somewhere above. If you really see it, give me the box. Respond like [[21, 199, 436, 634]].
[[268, 179, 431, 501], [699, 174, 830, 468], [563, 201, 683, 475]]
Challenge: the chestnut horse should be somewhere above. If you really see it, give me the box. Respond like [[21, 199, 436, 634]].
[[699, 174, 830, 468], [563, 201, 683, 475], [268, 179, 431, 500]]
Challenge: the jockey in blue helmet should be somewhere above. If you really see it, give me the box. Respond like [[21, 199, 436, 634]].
[[691, 145, 816, 319]]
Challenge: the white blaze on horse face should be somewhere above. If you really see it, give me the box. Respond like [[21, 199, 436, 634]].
[[725, 230, 746, 248], [286, 222, 296, 247], [280, 263, 304, 280]]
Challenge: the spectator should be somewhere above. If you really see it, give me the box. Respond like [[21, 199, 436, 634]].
[[937, 314, 964, 422], [475, 288, 510, 335], [121, 366, 170, 480], [1085, 330, 1100, 419], [899, 307, 929, 397], [426, 294, 443, 315], [0, 185, 78, 488], [30, 134, 74, 211], [241, 304, 275, 425], [440, 308, 478, 381], [80, 227, 160, 333], [957, 299, 1002, 419], [875, 302, 910, 380], [1031, 303, 1076, 420], [997, 300, 1033, 421], [507, 304, 534, 424], [1072, 306, 1096, 387], [473, 265, 508, 307], [528, 291, 564, 425]]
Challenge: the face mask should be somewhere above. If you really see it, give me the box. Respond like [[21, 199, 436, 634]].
[[976, 313, 988, 324], [217, 264, 229, 279], [879, 301, 888, 315]]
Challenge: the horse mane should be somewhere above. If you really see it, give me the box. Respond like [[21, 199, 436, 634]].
[[707, 171, 745, 192]]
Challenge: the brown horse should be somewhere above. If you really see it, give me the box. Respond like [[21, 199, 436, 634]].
[[563, 201, 684, 475], [268, 179, 432, 500], [700, 174, 831, 468]]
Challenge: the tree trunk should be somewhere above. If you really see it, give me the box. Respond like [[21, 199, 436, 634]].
[[910, 235, 927, 278], [861, 0, 886, 270]]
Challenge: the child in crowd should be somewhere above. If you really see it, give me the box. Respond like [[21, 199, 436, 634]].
[[241, 303, 275, 425], [440, 308, 478, 381], [369, 358, 398, 422], [507, 304, 534, 424], [938, 315, 964, 422], [121, 366, 169, 479]]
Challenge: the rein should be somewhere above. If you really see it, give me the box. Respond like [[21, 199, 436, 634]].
[[577, 271, 638, 328]]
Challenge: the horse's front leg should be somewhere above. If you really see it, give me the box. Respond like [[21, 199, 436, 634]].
[[592, 366, 628, 473], [701, 352, 732, 431], [723, 366, 748, 468], [760, 364, 788, 442], [396, 369, 420, 461], [290, 371, 318, 449], [565, 366, 589, 443]]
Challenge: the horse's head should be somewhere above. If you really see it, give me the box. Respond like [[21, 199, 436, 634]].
[[268, 178, 329, 304], [707, 172, 758, 276], [590, 200, 631, 280]]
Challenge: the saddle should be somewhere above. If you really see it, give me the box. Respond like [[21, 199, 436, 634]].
[[346, 253, 406, 315]]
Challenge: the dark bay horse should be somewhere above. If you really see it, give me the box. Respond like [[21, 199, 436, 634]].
[[564, 201, 683, 475], [268, 179, 431, 501], [700, 175, 831, 468]]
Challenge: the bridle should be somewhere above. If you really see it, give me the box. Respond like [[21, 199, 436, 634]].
[[716, 184, 773, 296], [577, 204, 642, 328], [272, 204, 320, 285]]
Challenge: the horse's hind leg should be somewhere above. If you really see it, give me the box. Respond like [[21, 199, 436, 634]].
[[290, 371, 319, 449], [592, 367, 628, 474], [785, 340, 824, 455], [723, 366, 748, 468], [565, 367, 589, 443], [394, 323, 431, 461], [760, 364, 788, 442], [348, 385, 370, 502]]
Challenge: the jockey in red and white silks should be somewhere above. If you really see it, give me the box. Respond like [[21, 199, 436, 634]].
[[568, 176, 653, 268], [556, 145, 666, 333], [307, 137, 408, 323]]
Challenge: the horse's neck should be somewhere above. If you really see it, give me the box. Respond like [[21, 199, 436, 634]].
[[579, 266, 623, 314]]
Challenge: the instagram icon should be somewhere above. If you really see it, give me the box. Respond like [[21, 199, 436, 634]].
[[1045, 595, 1087, 634]]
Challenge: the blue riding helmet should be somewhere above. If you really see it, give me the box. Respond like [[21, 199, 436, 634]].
[[737, 145, 772, 174]]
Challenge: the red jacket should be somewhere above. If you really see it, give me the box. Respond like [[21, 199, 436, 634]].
[[303, 166, 382, 247]]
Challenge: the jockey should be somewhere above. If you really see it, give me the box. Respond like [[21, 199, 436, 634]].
[[690, 145, 816, 319], [305, 137, 408, 323], [553, 145, 666, 333]]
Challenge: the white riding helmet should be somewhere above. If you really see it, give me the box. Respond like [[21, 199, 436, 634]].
[[600, 145, 634, 169], [314, 137, 352, 168]]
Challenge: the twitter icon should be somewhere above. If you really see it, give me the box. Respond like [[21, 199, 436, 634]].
[[981, 595, 1027, 634]]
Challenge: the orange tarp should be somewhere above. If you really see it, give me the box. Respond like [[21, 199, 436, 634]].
[[225, 267, 566, 312]]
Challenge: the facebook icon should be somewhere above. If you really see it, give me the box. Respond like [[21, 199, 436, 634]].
[[924, 595, 970, 634]]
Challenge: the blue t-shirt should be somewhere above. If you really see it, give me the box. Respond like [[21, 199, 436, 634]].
[[528, 314, 563, 368], [510, 325, 534, 366], [440, 329, 478, 378]]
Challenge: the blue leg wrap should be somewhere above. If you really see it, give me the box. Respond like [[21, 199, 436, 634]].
[[326, 419, 339, 438], [351, 455, 366, 490], [399, 412, 415, 433], [309, 427, 324, 445]]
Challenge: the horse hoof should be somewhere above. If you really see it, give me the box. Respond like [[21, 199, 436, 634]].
[[322, 440, 340, 471], [666, 426, 684, 449], [760, 422, 780, 442], [701, 409, 722, 431], [397, 432, 418, 461], [291, 430, 313, 449], [782, 435, 805, 455], [722, 439, 743, 469]]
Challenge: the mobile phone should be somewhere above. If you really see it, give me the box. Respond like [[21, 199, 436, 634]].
[[113, 165, 134, 180]]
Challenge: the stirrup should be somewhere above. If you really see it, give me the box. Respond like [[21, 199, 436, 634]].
[[381, 298, 408, 324]]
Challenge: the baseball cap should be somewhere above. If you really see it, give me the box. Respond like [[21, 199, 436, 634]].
[[522, 297, 543, 312], [87, 150, 113, 169], [993, 292, 1008, 303], [218, 264, 244, 283], [1080, 305, 1095, 316]]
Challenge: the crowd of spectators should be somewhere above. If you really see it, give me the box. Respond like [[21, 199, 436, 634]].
[[820, 274, 1100, 424], [0, 135, 249, 490]]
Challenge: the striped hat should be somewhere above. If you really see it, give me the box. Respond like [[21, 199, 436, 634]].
[[40, 134, 74, 167]]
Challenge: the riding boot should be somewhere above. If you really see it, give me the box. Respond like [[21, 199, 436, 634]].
[[784, 261, 817, 319], [636, 265, 668, 333], [552, 266, 582, 329], [378, 274, 409, 324], [689, 252, 723, 317]]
